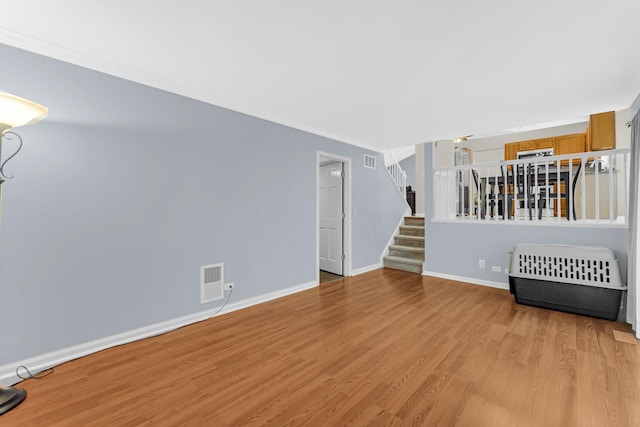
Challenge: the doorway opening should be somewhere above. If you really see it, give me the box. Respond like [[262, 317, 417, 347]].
[[317, 152, 352, 284]]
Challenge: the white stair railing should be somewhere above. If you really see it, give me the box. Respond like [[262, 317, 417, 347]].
[[433, 149, 629, 225], [384, 150, 407, 198]]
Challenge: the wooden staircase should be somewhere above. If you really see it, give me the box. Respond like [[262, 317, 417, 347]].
[[383, 216, 424, 273]]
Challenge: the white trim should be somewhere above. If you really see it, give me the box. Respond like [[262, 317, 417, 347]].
[[422, 270, 509, 291], [317, 151, 352, 278], [0, 280, 318, 387], [351, 263, 382, 276], [0, 31, 385, 155], [380, 207, 412, 265]]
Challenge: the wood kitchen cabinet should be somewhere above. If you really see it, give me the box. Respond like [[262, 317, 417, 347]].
[[504, 138, 556, 160], [556, 133, 586, 154], [504, 142, 518, 160], [503, 111, 612, 161], [533, 138, 554, 149], [555, 133, 586, 165], [587, 111, 615, 151], [518, 140, 535, 151]]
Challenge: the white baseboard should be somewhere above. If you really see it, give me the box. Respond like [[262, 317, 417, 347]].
[[422, 270, 509, 291], [0, 280, 318, 387], [351, 263, 381, 276]]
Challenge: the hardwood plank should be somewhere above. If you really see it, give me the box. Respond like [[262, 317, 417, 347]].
[[422, 373, 471, 426], [455, 393, 530, 427], [2, 269, 638, 426]]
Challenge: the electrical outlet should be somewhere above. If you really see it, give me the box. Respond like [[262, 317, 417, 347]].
[[478, 259, 485, 269], [492, 265, 501, 272], [224, 282, 234, 290]]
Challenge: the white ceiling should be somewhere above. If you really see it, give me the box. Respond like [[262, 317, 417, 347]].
[[1, 0, 639, 150]]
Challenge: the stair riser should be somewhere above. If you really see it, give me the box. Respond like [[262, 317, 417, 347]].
[[389, 248, 424, 260], [384, 260, 423, 274], [399, 226, 425, 237], [404, 217, 425, 227], [394, 236, 424, 248]]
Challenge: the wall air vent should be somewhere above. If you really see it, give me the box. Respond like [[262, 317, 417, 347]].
[[364, 155, 376, 169], [201, 263, 224, 303]]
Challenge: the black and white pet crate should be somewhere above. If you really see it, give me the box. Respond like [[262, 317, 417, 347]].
[[508, 243, 626, 320]]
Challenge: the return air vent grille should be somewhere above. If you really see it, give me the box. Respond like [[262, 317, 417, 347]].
[[201, 263, 224, 303], [364, 155, 376, 169]]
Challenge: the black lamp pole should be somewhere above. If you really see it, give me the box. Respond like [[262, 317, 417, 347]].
[[0, 134, 28, 416], [0, 132, 28, 416], [0, 92, 48, 416]]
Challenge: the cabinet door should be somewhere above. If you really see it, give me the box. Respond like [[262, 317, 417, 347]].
[[504, 142, 518, 160], [556, 134, 586, 154], [534, 138, 554, 149], [518, 140, 535, 151], [588, 111, 615, 151], [556, 133, 586, 166]]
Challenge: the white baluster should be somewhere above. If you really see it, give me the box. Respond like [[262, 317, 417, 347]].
[[608, 155, 614, 222], [581, 157, 586, 221], [595, 157, 600, 222]]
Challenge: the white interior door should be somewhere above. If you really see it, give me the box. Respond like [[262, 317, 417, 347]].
[[319, 162, 344, 275]]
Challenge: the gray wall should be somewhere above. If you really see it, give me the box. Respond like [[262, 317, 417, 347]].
[[0, 44, 407, 365], [399, 154, 415, 189], [423, 142, 629, 284]]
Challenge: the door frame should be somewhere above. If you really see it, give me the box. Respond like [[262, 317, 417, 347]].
[[316, 151, 352, 283]]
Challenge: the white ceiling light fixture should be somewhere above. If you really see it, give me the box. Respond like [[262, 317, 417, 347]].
[[453, 135, 473, 143]]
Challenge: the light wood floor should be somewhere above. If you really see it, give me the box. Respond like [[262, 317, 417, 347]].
[[3, 269, 639, 426]]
